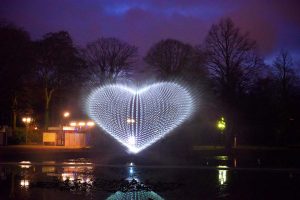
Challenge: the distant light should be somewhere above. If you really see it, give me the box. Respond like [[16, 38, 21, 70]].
[[79, 177, 85, 183], [34, 126, 38, 130], [87, 121, 95, 127], [62, 173, 74, 181], [63, 126, 75, 131], [20, 161, 31, 164], [86, 177, 92, 183], [217, 165, 228, 169], [19, 161, 31, 168], [70, 122, 77, 127], [22, 117, 32, 124], [63, 112, 70, 118], [20, 179, 29, 188], [78, 122, 86, 126], [215, 156, 228, 161]]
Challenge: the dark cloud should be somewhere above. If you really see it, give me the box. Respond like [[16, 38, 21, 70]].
[[1, 0, 299, 63]]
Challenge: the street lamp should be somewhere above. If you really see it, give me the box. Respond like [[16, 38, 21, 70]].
[[217, 117, 226, 133], [69, 121, 95, 128], [62, 111, 70, 126], [87, 121, 95, 127], [78, 121, 86, 127], [70, 122, 77, 127], [63, 112, 70, 118], [22, 117, 32, 144]]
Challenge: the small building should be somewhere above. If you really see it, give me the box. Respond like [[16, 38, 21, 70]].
[[43, 126, 91, 147]]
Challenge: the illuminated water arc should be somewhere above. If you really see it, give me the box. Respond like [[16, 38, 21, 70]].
[[87, 82, 193, 153]]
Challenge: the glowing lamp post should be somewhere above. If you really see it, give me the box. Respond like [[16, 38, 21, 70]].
[[78, 121, 86, 127], [63, 112, 70, 118], [217, 117, 226, 133], [217, 117, 229, 148], [69, 121, 95, 128], [86, 121, 95, 127], [62, 111, 70, 126], [70, 122, 77, 127], [22, 117, 32, 144]]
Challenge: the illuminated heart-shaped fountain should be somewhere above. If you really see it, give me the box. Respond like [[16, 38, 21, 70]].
[[86, 82, 193, 153]]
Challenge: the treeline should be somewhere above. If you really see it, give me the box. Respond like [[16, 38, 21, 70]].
[[0, 18, 299, 146]]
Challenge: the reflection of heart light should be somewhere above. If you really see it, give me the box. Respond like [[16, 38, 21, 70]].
[[87, 82, 193, 153], [106, 190, 164, 200]]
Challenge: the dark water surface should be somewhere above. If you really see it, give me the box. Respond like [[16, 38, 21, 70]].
[[1, 151, 300, 200]]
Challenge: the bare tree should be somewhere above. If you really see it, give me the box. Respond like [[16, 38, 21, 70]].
[[205, 18, 262, 102], [83, 37, 138, 84], [144, 39, 204, 78], [35, 31, 83, 129], [272, 50, 298, 144], [204, 18, 262, 150], [273, 49, 296, 101]]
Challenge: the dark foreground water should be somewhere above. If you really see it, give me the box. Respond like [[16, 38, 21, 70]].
[[1, 153, 300, 200]]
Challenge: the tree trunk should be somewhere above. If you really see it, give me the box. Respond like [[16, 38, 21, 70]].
[[12, 96, 17, 132], [44, 104, 49, 130], [12, 110, 17, 131], [44, 88, 54, 130]]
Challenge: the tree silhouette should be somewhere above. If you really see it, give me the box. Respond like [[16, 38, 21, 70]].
[[144, 39, 204, 79], [82, 37, 138, 85], [272, 50, 298, 144], [205, 18, 262, 103], [273, 49, 296, 102], [34, 31, 83, 129], [204, 18, 263, 150], [0, 21, 34, 130]]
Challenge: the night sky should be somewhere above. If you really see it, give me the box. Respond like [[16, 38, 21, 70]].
[[1, 0, 300, 66]]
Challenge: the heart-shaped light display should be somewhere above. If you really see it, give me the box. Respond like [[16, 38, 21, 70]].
[[86, 82, 193, 153]]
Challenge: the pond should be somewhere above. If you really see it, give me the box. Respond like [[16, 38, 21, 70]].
[[1, 153, 300, 200]]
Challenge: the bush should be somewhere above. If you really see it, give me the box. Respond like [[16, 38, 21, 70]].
[[28, 129, 42, 144], [8, 127, 42, 144], [8, 128, 26, 144]]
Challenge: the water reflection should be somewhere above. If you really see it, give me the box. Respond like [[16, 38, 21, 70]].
[[217, 165, 229, 198], [1, 156, 300, 199], [214, 156, 228, 161], [20, 179, 29, 188], [127, 162, 139, 182], [1, 160, 180, 199], [106, 163, 164, 200], [42, 166, 55, 173], [19, 161, 31, 169], [106, 190, 164, 200], [233, 158, 237, 168], [218, 170, 227, 185], [217, 165, 228, 186], [39, 160, 96, 191]]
